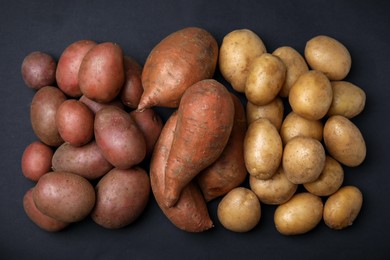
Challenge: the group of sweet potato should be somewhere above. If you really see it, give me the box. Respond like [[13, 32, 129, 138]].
[[20, 26, 366, 234]]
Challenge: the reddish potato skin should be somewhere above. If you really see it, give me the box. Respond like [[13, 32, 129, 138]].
[[94, 106, 146, 169], [79, 95, 124, 113], [79, 42, 125, 103], [150, 112, 213, 232], [197, 94, 247, 202], [23, 188, 69, 232], [56, 40, 97, 97], [52, 141, 113, 180], [91, 167, 150, 229], [21, 51, 56, 90], [21, 141, 53, 182], [138, 27, 218, 110], [30, 86, 66, 147], [130, 109, 163, 157], [56, 99, 94, 146], [120, 56, 143, 109]]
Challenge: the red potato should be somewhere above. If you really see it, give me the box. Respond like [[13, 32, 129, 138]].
[[21, 141, 53, 182], [164, 79, 235, 207], [197, 94, 248, 202], [120, 56, 143, 109], [79, 95, 124, 113], [79, 42, 125, 103], [138, 27, 218, 110], [21, 51, 56, 90], [56, 40, 97, 97], [150, 112, 213, 232]]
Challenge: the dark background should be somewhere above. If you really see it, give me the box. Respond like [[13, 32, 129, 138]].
[[1, 0, 389, 259]]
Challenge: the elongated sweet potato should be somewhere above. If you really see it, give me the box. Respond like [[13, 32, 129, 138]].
[[138, 27, 218, 110], [164, 79, 235, 207], [197, 94, 248, 202], [150, 112, 213, 232]]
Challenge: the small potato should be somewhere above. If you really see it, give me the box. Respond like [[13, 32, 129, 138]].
[[246, 97, 284, 131], [79, 95, 124, 114], [272, 46, 309, 97], [274, 192, 323, 235], [244, 118, 283, 180], [120, 56, 143, 109], [283, 136, 326, 184], [21, 51, 56, 90], [305, 35, 351, 80], [249, 167, 298, 205], [245, 53, 286, 106], [21, 141, 53, 182], [327, 81, 366, 118], [304, 156, 344, 196], [56, 99, 94, 147], [280, 111, 323, 145], [91, 167, 150, 229], [217, 187, 261, 232], [323, 186, 363, 230], [289, 70, 333, 120], [33, 171, 96, 223], [219, 29, 267, 93]]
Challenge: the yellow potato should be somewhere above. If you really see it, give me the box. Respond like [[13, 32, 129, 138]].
[[219, 29, 267, 93], [246, 97, 284, 130]]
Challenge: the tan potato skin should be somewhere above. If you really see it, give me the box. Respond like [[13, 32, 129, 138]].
[[120, 56, 143, 109], [246, 97, 284, 131], [21, 141, 53, 182]]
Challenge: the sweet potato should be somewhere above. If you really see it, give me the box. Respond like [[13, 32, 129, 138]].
[[164, 79, 235, 207], [197, 94, 247, 202], [150, 112, 213, 232], [138, 27, 218, 110]]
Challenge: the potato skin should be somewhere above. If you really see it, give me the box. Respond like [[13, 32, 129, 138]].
[[120, 56, 143, 109], [33, 171, 96, 223], [30, 86, 66, 147], [91, 167, 150, 229], [21, 141, 53, 182], [21, 51, 56, 90], [79, 95, 124, 114], [246, 97, 284, 130]]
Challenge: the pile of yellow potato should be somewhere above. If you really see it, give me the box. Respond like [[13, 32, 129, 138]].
[[217, 29, 366, 235]]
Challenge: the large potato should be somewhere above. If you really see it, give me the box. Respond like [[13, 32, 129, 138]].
[[21, 51, 56, 90], [21, 141, 53, 182], [246, 97, 284, 130], [219, 29, 267, 93]]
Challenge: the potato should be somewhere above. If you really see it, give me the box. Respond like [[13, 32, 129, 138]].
[[246, 97, 284, 130], [280, 111, 323, 145], [23, 188, 69, 232], [327, 81, 366, 118], [244, 118, 283, 180], [30, 86, 66, 147], [56, 40, 97, 97], [79, 95, 124, 113], [21, 51, 56, 90], [245, 53, 286, 106], [272, 46, 309, 97], [274, 192, 323, 235], [52, 141, 113, 180], [303, 156, 344, 196], [56, 99, 94, 147], [249, 167, 298, 205], [120, 56, 143, 109], [21, 141, 53, 182], [91, 167, 150, 229], [305, 35, 351, 80], [323, 186, 363, 230], [79, 42, 125, 103], [33, 171, 95, 223], [94, 106, 146, 169], [217, 187, 261, 232], [323, 115, 366, 167], [219, 29, 267, 93], [289, 70, 333, 120], [283, 136, 326, 184]]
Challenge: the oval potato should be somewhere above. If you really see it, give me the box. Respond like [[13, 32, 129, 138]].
[[246, 97, 284, 130]]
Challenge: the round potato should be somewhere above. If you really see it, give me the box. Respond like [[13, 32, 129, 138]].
[[274, 192, 323, 235], [245, 53, 286, 106], [219, 29, 267, 93], [21, 51, 56, 90], [217, 187, 261, 232], [327, 81, 366, 118], [246, 97, 284, 130], [21, 141, 53, 182], [289, 70, 333, 120], [323, 115, 366, 167], [305, 35, 351, 80], [272, 46, 309, 97], [323, 186, 363, 230], [283, 136, 326, 184], [120, 56, 143, 109]]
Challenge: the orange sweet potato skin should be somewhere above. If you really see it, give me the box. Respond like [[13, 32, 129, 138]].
[[197, 94, 248, 202], [150, 112, 213, 232], [138, 27, 218, 110], [163, 79, 235, 207]]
